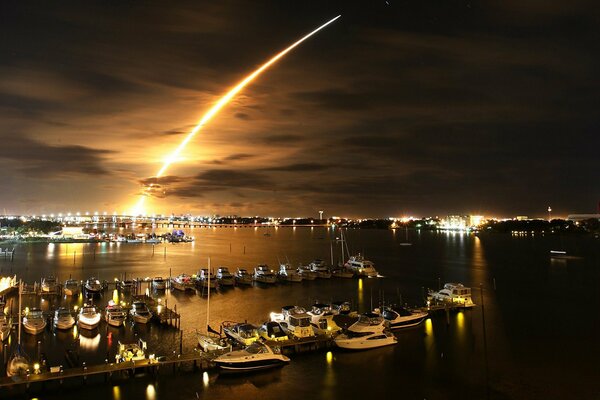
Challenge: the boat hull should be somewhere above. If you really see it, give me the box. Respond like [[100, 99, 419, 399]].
[[77, 318, 100, 330], [132, 314, 152, 324], [334, 336, 397, 350], [253, 276, 277, 284], [216, 358, 288, 372], [388, 314, 428, 329], [23, 321, 46, 335], [234, 277, 253, 286], [55, 318, 75, 330]]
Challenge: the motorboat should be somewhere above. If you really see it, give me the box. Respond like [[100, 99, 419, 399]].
[[77, 305, 101, 330], [278, 263, 302, 282], [0, 307, 10, 341], [309, 259, 332, 278], [331, 265, 355, 278], [270, 306, 315, 339], [152, 276, 166, 290], [428, 283, 475, 308], [344, 254, 378, 278], [307, 303, 341, 334], [105, 302, 127, 327], [53, 307, 75, 330], [6, 345, 29, 377], [41, 276, 58, 293], [334, 312, 397, 350], [63, 279, 80, 296], [170, 274, 195, 291], [115, 339, 147, 363], [84, 277, 103, 294], [253, 265, 277, 284], [331, 301, 352, 315], [197, 332, 229, 352], [222, 322, 260, 346], [234, 268, 253, 286], [145, 236, 162, 244], [118, 279, 134, 291], [297, 265, 317, 280], [23, 308, 46, 335], [375, 306, 428, 329], [130, 301, 152, 324], [216, 267, 235, 286], [196, 269, 217, 290], [259, 321, 289, 341], [214, 341, 289, 372]]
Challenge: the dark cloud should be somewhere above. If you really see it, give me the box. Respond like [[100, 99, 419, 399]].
[[223, 153, 255, 161], [234, 113, 251, 120], [263, 163, 330, 172]]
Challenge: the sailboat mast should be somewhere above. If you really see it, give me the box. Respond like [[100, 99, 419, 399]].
[[206, 257, 210, 333], [18, 280, 22, 344]]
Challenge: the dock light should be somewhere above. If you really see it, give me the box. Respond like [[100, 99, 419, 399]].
[[74, 305, 78, 311], [157, 305, 162, 314], [24, 307, 29, 315], [326, 351, 333, 364], [34, 363, 40, 374]]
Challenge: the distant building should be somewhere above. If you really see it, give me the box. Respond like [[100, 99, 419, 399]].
[[516, 216, 529, 221], [567, 214, 600, 222]]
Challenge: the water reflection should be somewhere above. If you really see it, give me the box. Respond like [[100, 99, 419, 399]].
[[202, 371, 209, 388], [112, 386, 121, 400], [146, 383, 156, 400], [79, 330, 101, 351]]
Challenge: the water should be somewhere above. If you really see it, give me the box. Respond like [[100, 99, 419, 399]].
[[0, 227, 598, 399]]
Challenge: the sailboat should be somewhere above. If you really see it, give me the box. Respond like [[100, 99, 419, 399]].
[[7, 281, 30, 377], [197, 257, 228, 352], [332, 230, 354, 278]]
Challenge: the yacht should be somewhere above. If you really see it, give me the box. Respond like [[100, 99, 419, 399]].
[[253, 265, 277, 284], [170, 274, 195, 291], [278, 263, 302, 282], [130, 301, 153, 324], [53, 307, 75, 330], [331, 301, 352, 315], [334, 312, 397, 350], [222, 322, 260, 346], [307, 303, 341, 334], [152, 276, 166, 290], [84, 277, 103, 294], [105, 302, 127, 327], [41, 276, 58, 293], [258, 321, 289, 341], [344, 254, 378, 278], [118, 279, 134, 292], [297, 265, 317, 280], [214, 341, 290, 372], [234, 268, 253, 286], [216, 267, 235, 286], [77, 305, 101, 330], [428, 283, 475, 308], [23, 308, 46, 335], [375, 306, 428, 329], [270, 306, 315, 339], [196, 269, 217, 290], [331, 265, 355, 278], [0, 307, 11, 341], [309, 260, 332, 278], [63, 279, 80, 296]]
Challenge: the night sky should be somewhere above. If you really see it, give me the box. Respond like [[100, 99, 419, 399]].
[[1, 1, 598, 217]]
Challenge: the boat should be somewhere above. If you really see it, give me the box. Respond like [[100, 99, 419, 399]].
[[196, 268, 218, 290], [253, 265, 277, 284], [170, 274, 195, 291], [278, 263, 302, 282], [41, 276, 58, 293], [258, 321, 289, 341], [374, 306, 428, 329], [270, 306, 315, 339], [331, 301, 352, 315], [331, 266, 355, 278], [307, 303, 341, 334], [151, 276, 166, 290], [105, 302, 127, 327], [216, 267, 235, 286], [344, 254, 378, 278], [115, 339, 147, 363], [428, 283, 475, 308], [297, 265, 317, 280], [7, 281, 31, 377], [23, 308, 46, 335], [118, 279, 134, 291], [234, 268, 253, 286], [84, 277, 102, 294], [214, 341, 290, 372], [145, 236, 162, 244], [63, 279, 80, 296], [309, 259, 332, 278], [0, 305, 11, 341], [222, 321, 260, 346], [197, 256, 229, 352], [77, 305, 101, 330], [130, 301, 152, 324], [53, 307, 75, 330], [334, 312, 397, 350]]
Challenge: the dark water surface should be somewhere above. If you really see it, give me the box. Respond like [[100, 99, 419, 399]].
[[0, 228, 598, 399]]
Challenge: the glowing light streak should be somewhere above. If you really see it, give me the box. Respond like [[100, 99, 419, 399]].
[[134, 15, 341, 214]]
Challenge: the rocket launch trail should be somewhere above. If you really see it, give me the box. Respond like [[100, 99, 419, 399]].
[[134, 15, 341, 213]]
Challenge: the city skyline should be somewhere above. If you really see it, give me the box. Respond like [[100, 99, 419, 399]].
[[1, 2, 598, 217]]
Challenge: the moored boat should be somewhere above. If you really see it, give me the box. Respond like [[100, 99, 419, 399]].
[[105, 302, 127, 327], [307, 303, 341, 334], [0, 307, 11, 341], [297, 265, 317, 280], [63, 279, 80, 296], [77, 305, 101, 330], [234, 268, 253, 286], [375, 306, 428, 329], [23, 308, 46, 335], [334, 312, 396, 350], [253, 265, 277, 284], [344, 254, 378, 278], [170, 274, 195, 291], [84, 277, 103, 294], [258, 321, 289, 341], [278, 263, 303, 282], [152, 276, 166, 290], [53, 307, 75, 330], [222, 321, 260, 346], [41, 276, 58, 293], [216, 267, 235, 286], [270, 306, 315, 339], [214, 342, 289, 372], [130, 301, 152, 324], [428, 283, 475, 308], [196, 268, 217, 290], [309, 259, 332, 278]]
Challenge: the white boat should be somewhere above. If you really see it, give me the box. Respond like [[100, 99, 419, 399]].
[[334, 312, 397, 350], [63, 279, 80, 296], [216, 267, 235, 286], [375, 306, 428, 329], [196, 269, 217, 290], [53, 307, 75, 330], [41, 276, 58, 293], [344, 254, 378, 278], [23, 308, 46, 335], [77, 305, 101, 330], [197, 332, 229, 352], [428, 283, 475, 308], [0, 307, 11, 341], [297, 265, 317, 280], [214, 341, 289, 372], [170, 274, 195, 291], [151, 276, 166, 290], [307, 303, 341, 334], [253, 265, 277, 284], [7, 281, 31, 377], [270, 306, 315, 339], [278, 263, 302, 282], [84, 277, 102, 294], [258, 321, 289, 341], [115, 339, 147, 363], [309, 259, 332, 278], [234, 268, 253, 286], [222, 322, 260, 346], [105, 302, 127, 327], [145, 237, 162, 244], [130, 301, 152, 324], [331, 301, 352, 315]]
